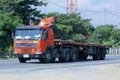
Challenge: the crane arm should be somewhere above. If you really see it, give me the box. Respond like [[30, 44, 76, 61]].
[[38, 16, 55, 29]]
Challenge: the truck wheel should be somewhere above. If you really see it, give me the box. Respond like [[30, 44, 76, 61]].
[[40, 50, 52, 63], [92, 48, 101, 60], [51, 48, 57, 62], [83, 55, 88, 60], [79, 53, 88, 60], [60, 48, 70, 62], [70, 49, 77, 62], [64, 49, 70, 62], [46, 52, 52, 62], [19, 58, 26, 63], [92, 53, 101, 60]]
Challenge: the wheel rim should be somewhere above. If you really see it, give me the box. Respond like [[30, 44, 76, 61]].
[[46, 53, 52, 62], [66, 53, 70, 62], [97, 53, 101, 60], [62, 49, 70, 62]]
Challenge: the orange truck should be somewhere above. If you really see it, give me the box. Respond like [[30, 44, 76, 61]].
[[13, 16, 109, 63]]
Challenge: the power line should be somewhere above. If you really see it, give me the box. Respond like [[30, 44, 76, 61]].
[[43, 0, 120, 17], [78, 10, 103, 13], [105, 9, 120, 17], [45, 0, 103, 13], [44, 0, 66, 9]]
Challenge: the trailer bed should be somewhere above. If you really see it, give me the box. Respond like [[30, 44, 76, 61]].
[[54, 39, 108, 48]]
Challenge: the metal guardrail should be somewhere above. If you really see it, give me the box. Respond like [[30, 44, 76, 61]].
[[108, 48, 120, 55]]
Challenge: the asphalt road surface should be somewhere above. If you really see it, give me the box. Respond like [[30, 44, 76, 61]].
[[0, 55, 120, 80], [0, 55, 120, 72]]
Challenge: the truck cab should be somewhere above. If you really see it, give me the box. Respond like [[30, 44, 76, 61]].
[[14, 26, 54, 63]]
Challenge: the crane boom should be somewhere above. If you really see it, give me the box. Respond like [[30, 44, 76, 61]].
[[38, 16, 55, 29]]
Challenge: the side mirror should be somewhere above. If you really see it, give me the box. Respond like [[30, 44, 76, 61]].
[[43, 29, 48, 40], [11, 32, 15, 39]]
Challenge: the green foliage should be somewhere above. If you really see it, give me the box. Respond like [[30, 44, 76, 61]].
[[0, 0, 47, 24], [0, 0, 22, 13], [81, 19, 94, 34], [89, 25, 113, 44], [5, 45, 13, 57], [70, 33, 85, 41], [0, 12, 23, 51], [14, 0, 47, 24], [111, 29, 120, 47], [88, 25, 120, 47], [44, 12, 94, 40], [111, 29, 120, 43]]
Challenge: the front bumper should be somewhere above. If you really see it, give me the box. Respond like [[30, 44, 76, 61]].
[[14, 54, 43, 59]]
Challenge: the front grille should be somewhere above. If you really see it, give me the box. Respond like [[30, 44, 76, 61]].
[[21, 48, 31, 53], [16, 43, 37, 47]]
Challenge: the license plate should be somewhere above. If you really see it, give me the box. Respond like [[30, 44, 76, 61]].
[[23, 54, 29, 58]]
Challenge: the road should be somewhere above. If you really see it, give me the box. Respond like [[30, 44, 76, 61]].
[[0, 55, 120, 72], [0, 55, 120, 80]]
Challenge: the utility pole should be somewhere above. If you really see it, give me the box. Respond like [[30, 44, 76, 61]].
[[102, 8, 106, 25], [66, 0, 78, 14]]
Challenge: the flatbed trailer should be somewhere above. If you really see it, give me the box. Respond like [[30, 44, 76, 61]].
[[53, 39, 109, 62]]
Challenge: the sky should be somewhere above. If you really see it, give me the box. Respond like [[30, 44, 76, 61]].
[[38, 0, 120, 27]]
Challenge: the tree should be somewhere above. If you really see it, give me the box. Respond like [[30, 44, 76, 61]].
[[0, 0, 47, 24], [111, 29, 120, 47], [43, 12, 94, 40], [0, 0, 22, 13], [89, 25, 114, 44], [0, 12, 23, 51], [81, 19, 94, 35]]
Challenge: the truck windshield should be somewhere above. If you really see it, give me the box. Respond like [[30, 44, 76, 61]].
[[15, 29, 41, 40]]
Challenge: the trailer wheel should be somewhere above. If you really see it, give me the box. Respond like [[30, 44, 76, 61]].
[[101, 53, 105, 60], [19, 58, 27, 63], [92, 48, 101, 60], [92, 53, 101, 60], [59, 48, 70, 62], [70, 49, 77, 62], [101, 49, 106, 60]]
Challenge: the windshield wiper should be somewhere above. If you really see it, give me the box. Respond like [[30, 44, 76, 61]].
[[21, 43, 32, 47]]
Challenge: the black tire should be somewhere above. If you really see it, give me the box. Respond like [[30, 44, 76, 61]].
[[92, 54, 98, 60], [40, 50, 52, 63], [51, 48, 57, 62], [92, 48, 101, 60], [70, 49, 77, 62], [59, 48, 70, 62], [78, 52, 88, 60], [82, 55, 88, 60], [101, 49, 106, 60], [19, 58, 27, 63], [101, 53, 105, 60], [92, 53, 101, 60]]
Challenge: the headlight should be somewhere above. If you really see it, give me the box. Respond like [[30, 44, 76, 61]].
[[36, 49, 42, 54]]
